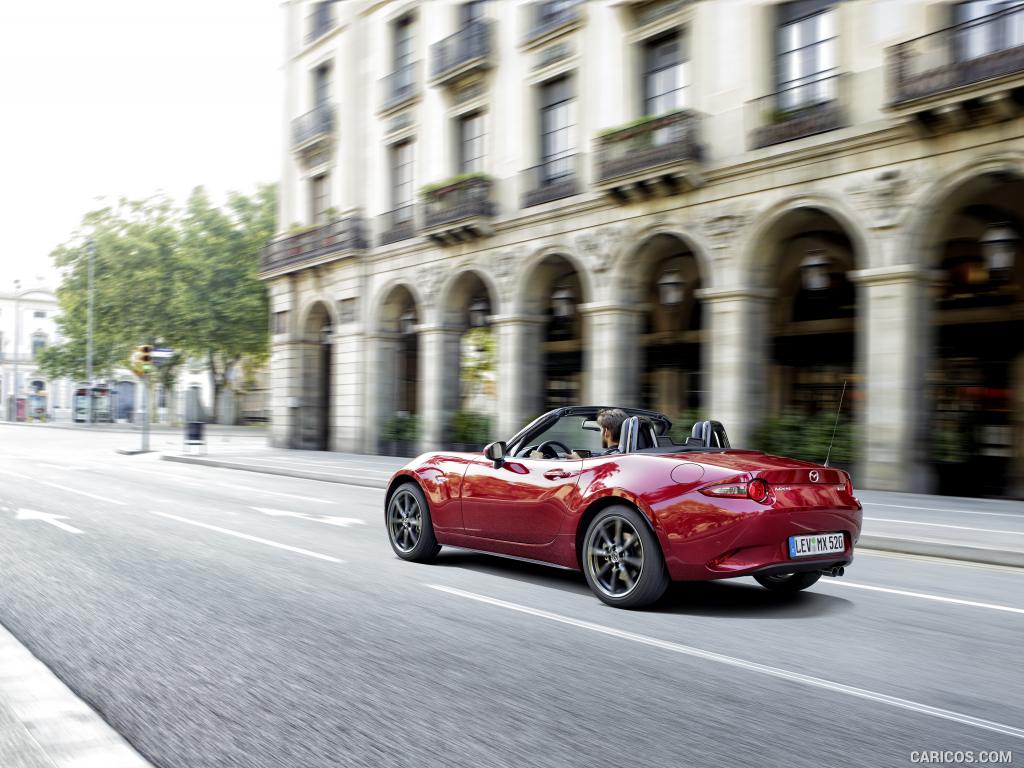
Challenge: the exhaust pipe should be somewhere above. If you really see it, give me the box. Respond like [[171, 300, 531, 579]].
[[820, 566, 845, 578]]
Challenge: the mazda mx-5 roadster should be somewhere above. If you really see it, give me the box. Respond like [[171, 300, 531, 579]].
[[384, 406, 863, 608]]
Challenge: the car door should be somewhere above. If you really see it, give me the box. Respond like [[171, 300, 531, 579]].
[[461, 454, 582, 545]]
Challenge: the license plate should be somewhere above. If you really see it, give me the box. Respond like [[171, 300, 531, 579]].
[[788, 532, 845, 558]]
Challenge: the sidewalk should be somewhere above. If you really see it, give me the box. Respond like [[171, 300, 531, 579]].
[[0, 621, 154, 768], [161, 444, 1024, 568], [5, 420, 266, 437]]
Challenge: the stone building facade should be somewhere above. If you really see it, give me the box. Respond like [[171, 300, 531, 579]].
[[265, 0, 1024, 496]]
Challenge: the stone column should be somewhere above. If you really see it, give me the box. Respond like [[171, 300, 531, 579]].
[[331, 322, 363, 453], [696, 288, 773, 448], [578, 302, 644, 408], [1012, 353, 1024, 498], [849, 265, 928, 492], [418, 324, 462, 453], [363, 332, 399, 454], [491, 314, 545, 441]]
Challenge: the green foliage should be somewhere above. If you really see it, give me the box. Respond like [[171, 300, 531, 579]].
[[38, 185, 276, 424], [751, 410, 857, 466], [448, 411, 492, 446], [421, 172, 491, 197], [382, 413, 420, 442], [459, 327, 496, 392], [597, 109, 684, 139], [668, 410, 705, 444]]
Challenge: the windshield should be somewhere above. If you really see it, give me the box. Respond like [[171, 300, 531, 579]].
[[513, 415, 606, 457]]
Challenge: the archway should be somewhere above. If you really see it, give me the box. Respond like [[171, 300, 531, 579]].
[[630, 234, 705, 421], [299, 301, 333, 450], [375, 284, 420, 454], [757, 206, 859, 465], [923, 170, 1024, 497], [441, 270, 497, 448], [519, 254, 589, 414]]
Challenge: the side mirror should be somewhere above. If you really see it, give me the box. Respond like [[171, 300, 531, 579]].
[[483, 441, 507, 467]]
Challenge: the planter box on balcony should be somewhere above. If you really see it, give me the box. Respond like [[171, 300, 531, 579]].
[[420, 176, 496, 243], [594, 110, 703, 197], [260, 216, 366, 278]]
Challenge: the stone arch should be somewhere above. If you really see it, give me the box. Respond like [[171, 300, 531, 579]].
[[513, 244, 593, 316], [610, 223, 714, 301], [295, 299, 334, 451], [368, 279, 422, 454], [437, 265, 503, 323], [297, 293, 340, 340], [371, 277, 425, 334]]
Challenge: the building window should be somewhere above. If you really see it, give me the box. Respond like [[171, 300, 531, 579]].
[[460, 1, 487, 25], [643, 31, 688, 116], [31, 334, 46, 359], [273, 311, 288, 334], [777, 3, 837, 109], [538, 0, 577, 26], [310, 173, 330, 224], [33, 310, 45, 318], [394, 16, 414, 72], [313, 62, 332, 107], [391, 141, 414, 221], [539, 76, 574, 181], [458, 112, 485, 174], [955, 1, 1024, 60]]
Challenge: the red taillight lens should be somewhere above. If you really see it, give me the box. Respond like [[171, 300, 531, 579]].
[[748, 478, 770, 503], [700, 479, 772, 503]]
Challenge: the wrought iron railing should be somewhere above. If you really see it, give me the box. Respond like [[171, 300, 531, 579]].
[[431, 19, 492, 80], [521, 155, 580, 208], [291, 103, 334, 148], [595, 110, 702, 183], [381, 64, 419, 112], [525, 1, 582, 43], [422, 176, 495, 229], [888, 5, 1024, 103], [747, 73, 847, 149], [378, 206, 417, 246], [305, 2, 335, 44], [260, 217, 366, 275]]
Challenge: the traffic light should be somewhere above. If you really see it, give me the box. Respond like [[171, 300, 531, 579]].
[[139, 345, 152, 365]]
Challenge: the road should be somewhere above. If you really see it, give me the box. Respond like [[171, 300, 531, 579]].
[[0, 425, 1021, 768]]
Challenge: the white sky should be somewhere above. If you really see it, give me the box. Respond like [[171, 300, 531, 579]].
[[0, 1, 283, 291]]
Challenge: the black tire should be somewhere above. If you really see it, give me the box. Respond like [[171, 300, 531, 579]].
[[581, 505, 669, 609], [754, 571, 822, 592], [386, 482, 441, 562]]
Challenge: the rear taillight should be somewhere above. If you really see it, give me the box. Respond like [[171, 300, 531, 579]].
[[700, 479, 772, 504]]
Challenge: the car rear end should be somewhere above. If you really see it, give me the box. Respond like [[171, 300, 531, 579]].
[[658, 452, 863, 581]]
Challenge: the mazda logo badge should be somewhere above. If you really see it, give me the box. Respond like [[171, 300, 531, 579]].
[[809, 470, 820, 482]]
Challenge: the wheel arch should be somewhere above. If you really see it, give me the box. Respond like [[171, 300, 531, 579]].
[[574, 493, 664, 570], [385, 471, 424, 510]]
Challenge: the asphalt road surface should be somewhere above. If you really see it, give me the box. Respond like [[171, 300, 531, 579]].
[[0, 425, 1021, 768]]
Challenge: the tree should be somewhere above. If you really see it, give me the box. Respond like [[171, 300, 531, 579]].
[[171, 184, 275, 422]]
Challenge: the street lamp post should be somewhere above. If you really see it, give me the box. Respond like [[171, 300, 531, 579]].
[[86, 239, 95, 424]]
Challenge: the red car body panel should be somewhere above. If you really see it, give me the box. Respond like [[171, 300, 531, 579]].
[[386, 447, 863, 582]]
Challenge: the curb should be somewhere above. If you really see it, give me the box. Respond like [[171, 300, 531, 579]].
[[160, 455, 1024, 569], [858, 534, 1024, 569], [161, 454, 393, 489], [0, 421, 265, 437]]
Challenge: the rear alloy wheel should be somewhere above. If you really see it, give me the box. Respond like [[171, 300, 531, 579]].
[[386, 483, 440, 562], [582, 505, 669, 609], [754, 571, 821, 592]]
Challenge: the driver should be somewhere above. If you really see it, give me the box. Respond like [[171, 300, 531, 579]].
[[595, 408, 627, 453]]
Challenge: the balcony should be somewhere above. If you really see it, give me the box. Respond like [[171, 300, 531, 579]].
[[594, 110, 704, 199], [886, 6, 1024, 131], [523, 1, 583, 47], [291, 103, 334, 156], [520, 155, 580, 208], [377, 206, 417, 246], [430, 20, 493, 86], [379, 64, 420, 115], [260, 216, 366, 278], [421, 175, 496, 243], [305, 2, 335, 45], [747, 74, 848, 150]]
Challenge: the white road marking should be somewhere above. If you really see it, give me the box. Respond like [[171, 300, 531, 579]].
[[0, 467, 34, 480], [865, 502, 1024, 519], [15, 508, 83, 534], [823, 580, 1024, 615], [147, 510, 343, 563], [858, 550, 1024, 575], [426, 584, 1024, 741], [38, 481, 128, 506], [252, 506, 366, 527], [866, 517, 1024, 536]]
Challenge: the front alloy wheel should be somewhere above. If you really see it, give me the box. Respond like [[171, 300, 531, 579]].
[[386, 483, 440, 562], [582, 506, 668, 608]]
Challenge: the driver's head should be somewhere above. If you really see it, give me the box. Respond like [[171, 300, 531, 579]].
[[596, 409, 628, 449]]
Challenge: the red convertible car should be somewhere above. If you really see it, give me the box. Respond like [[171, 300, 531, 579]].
[[385, 406, 862, 608]]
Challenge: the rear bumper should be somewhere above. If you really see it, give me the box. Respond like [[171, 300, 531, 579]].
[[660, 507, 861, 581]]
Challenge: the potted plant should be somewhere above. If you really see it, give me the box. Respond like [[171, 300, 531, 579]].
[[381, 413, 420, 456], [447, 410, 492, 452]]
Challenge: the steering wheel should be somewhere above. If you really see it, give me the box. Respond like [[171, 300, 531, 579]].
[[536, 439, 571, 459]]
